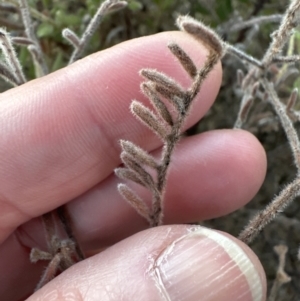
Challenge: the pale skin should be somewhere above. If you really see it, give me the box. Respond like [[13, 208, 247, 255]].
[[0, 31, 267, 301]]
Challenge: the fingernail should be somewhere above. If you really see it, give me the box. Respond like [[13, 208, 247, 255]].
[[151, 227, 264, 301]]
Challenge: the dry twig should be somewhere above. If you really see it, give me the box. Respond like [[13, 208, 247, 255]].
[[64, 0, 127, 64]]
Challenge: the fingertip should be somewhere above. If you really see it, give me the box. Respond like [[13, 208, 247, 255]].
[[153, 227, 267, 301], [228, 129, 267, 203], [222, 231, 267, 301], [164, 129, 267, 221], [233, 129, 267, 175], [64, 30, 223, 131], [27, 225, 266, 301], [66, 128, 266, 249]]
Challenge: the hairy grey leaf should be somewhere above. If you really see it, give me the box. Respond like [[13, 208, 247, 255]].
[[120, 140, 159, 169], [118, 184, 151, 222], [131, 100, 169, 140], [141, 82, 174, 126]]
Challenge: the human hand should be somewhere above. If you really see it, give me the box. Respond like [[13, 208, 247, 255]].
[[0, 31, 267, 301]]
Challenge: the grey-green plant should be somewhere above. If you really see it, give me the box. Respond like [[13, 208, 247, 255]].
[[2, 0, 300, 300]]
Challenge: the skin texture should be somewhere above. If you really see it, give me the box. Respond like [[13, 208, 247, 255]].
[[0, 31, 267, 301]]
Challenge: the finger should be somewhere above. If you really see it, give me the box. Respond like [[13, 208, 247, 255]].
[[27, 225, 267, 301], [0, 31, 221, 244], [65, 129, 266, 250], [0, 129, 266, 300]]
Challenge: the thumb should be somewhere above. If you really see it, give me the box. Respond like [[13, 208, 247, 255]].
[[26, 225, 266, 301]]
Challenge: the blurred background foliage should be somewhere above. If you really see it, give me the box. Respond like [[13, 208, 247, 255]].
[[0, 0, 288, 78], [1, 0, 300, 299]]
